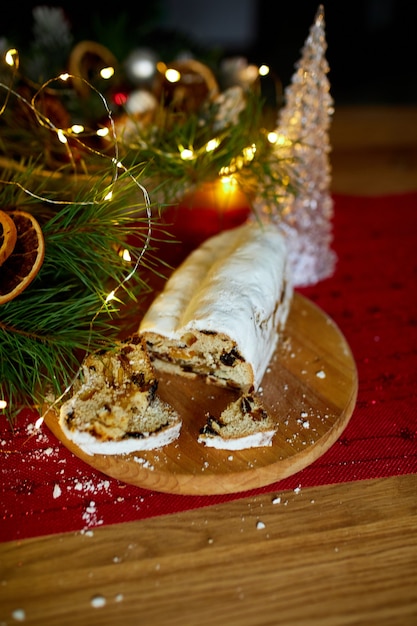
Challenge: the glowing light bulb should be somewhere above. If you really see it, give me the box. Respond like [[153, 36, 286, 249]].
[[59, 73, 70, 81], [268, 132, 291, 147], [96, 127, 109, 137], [5, 48, 18, 67], [258, 64, 270, 77], [100, 66, 114, 80], [180, 148, 194, 160], [105, 290, 116, 302], [35, 416, 44, 429], [57, 129, 67, 144], [121, 249, 131, 262], [0, 399, 7, 410], [242, 144, 256, 162], [165, 68, 181, 83], [71, 124, 84, 134], [219, 175, 238, 193], [206, 138, 220, 152], [104, 191, 113, 201]]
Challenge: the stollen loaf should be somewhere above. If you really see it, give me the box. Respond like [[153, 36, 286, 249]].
[[140, 222, 292, 393]]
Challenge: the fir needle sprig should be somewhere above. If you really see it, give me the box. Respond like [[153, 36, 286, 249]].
[[0, 164, 155, 423]]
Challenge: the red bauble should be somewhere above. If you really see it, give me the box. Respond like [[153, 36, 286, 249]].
[[163, 179, 252, 251]]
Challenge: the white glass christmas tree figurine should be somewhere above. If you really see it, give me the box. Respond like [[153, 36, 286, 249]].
[[256, 5, 336, 286]]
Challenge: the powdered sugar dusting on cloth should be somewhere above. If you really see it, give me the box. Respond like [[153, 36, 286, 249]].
[[0, 409, 161, 539]]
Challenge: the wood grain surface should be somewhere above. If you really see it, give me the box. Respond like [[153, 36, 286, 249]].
[[44, 293, 357, 495], [1, 474, 417, 625]]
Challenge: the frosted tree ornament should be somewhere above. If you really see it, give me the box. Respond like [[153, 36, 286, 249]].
[[255, 5, 336, 286]]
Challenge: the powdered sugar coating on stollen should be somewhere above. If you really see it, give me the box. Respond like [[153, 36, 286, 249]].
[[198, 429, 275, 450], [60, 417, 181, 455], [140, 222, 292, 390]]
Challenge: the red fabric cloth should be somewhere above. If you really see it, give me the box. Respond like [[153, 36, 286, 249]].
[[1, 192, 417, 542]]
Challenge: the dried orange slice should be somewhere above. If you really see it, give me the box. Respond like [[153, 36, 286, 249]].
[[0, 210, 45, 305], [0, 210, 18, 266]]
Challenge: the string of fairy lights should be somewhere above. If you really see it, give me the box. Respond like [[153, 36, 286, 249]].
[[2, 44, 288, 182], [0, 48, 155, 420], [0, 43, 293, 421]]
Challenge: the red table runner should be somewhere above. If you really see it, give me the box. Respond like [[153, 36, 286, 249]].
[[1, 192, 417, 543]]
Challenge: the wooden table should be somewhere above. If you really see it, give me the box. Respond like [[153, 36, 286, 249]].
[[1, 106, 417, 626]]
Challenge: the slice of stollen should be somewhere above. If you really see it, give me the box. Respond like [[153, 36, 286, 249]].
[[198, 394, 277, 450], [59, 335, 181, 454], [60, 392, 181, 454]]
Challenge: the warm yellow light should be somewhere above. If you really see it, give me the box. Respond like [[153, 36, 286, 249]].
[[71, 124, 84, 134], [219, 164, 233, 176], [105, 290, 116, 302], [96, 127, 109, 137], [219, 175, 238, 193], [242, 144, 256, 162], [180, 148, 194, 160], [206, 138, 220, 152], [258, 64, 270, 76], [121, 249, 132, 262], [165, 68, 181, 83], [59, 73, 70, 81], [0, 399, 7, 410], [268, 132, 291, 147], [57, 129, 67, 144], [5, 48, 18, 67], [100, 66, 114, 80], [104, 191, 113, 201]]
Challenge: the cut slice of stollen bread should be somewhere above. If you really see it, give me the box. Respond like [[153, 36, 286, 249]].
[[59, 335, 181, 454], [198, 393, 277, 450]]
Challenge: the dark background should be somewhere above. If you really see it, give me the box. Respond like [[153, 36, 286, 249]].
[[2, 0, 416, 105]]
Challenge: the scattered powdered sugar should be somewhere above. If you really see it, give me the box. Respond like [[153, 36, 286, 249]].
[[316, 369, 326, 379], [272, 496, 281, 504], [72, 478, 111, 494], [25, 422, 50, 444], [52, 483, 62, 499], [90, 595, 106, 608], [256, 520, 266, 530], [133, 456, 155, 470], [82, 500, 104, 529], [11, 609, 26, 621]]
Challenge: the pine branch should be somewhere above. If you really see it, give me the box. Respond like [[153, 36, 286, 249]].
[[0, 165, 156, 422]]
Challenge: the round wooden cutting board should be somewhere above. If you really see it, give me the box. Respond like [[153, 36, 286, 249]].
[[44, 293, 358, 495]]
